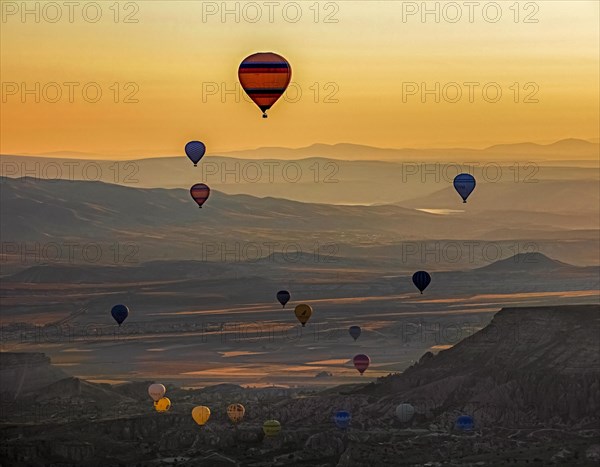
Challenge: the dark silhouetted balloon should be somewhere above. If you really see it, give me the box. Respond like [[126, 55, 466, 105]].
[[353, 354, 370, 375], [334, 410, 351, 429], [348, 326, 361, 341], [276, 290, 290, 308], [453, 173, 476, 203], [190, 183, 210, 208], [395, 403, 415, 423], [238, 52, 292, 118], [455, 414, 474, 431], [111, 304, 128, 326], [412, 271, 431, 294], [185, 141, 206, 167]]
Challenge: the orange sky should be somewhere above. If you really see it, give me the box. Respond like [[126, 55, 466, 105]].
[[1, 1, 599, 158]]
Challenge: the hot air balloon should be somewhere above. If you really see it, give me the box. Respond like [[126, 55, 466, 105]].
[[455, 414, 474, 431], [238, 52, 292, 118], [412, 271, 431, 294], [227, 403, 245, 425], [191, 406, 211, 426], [333, 410, 351, 429], [148, 383, 166, 402], [453, 173, 476, 203], [185, 141, 206, 167], [395, 403, 415, 423], [111, 304, 128, 326], [348, 326, 361, 341], [263, 419, 281, 437], [190, 183, 210, 208], [276, 290, 290, 308], [353, 354, 370, 375], [294, 304, 312, 327], [154, 397, 171, 412]]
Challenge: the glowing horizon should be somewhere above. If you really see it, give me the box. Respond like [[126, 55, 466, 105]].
[[1, 1, 598, 158]]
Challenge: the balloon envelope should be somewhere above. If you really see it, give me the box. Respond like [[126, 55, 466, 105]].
[[294, 304, 312, 327], [348, 326, 361, 341], [238, 52, 292, 118], [353, 354, 370, 375], [190, 183, 210, 208], [334, 410, 351, 429], [148, 383, 166, 402], [111, 304, 128, 326], [453, 173, 476, 203], [276, 290, 290, 308], [192, 406, 211, 426], [395, 403, 415, 423], [412, 271, 431, 294], [263, 419, 281, 437], [154, 397, 171, 412], [227, 403, 245, 424], [455, 415, 474, 431], [185, 141, 206, 166]]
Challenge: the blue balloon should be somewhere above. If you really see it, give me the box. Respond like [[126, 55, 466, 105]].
[[185, 141, 206, 167], [276, 290, 290, 308], [412, 271, 431, 294], [111, 304, 129, 326], [348, 326, 361, 341], [334, 410, 351, 429], [455, 415, 474, 431], [453, 173, 476, 203]]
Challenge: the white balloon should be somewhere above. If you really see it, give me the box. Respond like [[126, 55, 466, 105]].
[[148, 383, 166, 402]]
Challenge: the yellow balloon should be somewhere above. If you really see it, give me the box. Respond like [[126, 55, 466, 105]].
[[294, 304, 312, 327], [154, 397, 171, 412], [263, 419, 281, 437], [191, 406, 211, 426], [227, 403, 245, 424]]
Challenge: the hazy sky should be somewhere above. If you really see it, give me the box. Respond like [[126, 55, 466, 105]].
[[1, 0, 599, 158]]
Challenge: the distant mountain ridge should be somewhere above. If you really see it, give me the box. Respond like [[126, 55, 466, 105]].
[[2, 140, 597, 206], [11, 138, 597, 161], [476, 252, 576, 272]]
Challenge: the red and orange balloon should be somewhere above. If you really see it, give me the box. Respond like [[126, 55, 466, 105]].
[[238, 52, 292, 118]]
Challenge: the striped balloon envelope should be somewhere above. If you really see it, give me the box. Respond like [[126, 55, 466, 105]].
[[190, 183, 210, 208], [353, 354, 370, 375], [238, 52, 292, 118], [263, 419, 281, 437]]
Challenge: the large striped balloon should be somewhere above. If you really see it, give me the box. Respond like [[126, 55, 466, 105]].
[[238, 52, 292, 118], [353, 354, 370, 375], [190, 183, 210, 208]]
